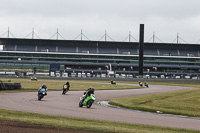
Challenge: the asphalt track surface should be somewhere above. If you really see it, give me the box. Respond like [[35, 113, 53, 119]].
[[0, 83, 200, 131]]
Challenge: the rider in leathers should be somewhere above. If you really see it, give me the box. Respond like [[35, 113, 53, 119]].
[[38, 83, 47, 95], [82, 86, 95, 102]]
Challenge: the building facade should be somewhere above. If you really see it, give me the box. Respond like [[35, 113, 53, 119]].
[[0, 38, 200, 77]]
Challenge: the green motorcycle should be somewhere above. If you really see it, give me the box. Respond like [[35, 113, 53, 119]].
[[79, 93, 96, 108]]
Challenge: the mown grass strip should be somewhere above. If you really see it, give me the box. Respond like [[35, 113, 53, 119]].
[[117, 81, 200, 87], [0, 78, 138, 92], [0, 109, 199, 133], [109, 88, 200, 117]]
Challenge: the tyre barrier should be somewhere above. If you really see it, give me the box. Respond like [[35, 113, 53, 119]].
[[0, 82, 21, 90]]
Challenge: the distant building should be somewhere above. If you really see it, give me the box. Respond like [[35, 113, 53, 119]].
[[0, 38, 200, 77]]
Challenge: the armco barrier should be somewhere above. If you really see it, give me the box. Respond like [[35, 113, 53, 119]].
[[0, 82, 21, 90]]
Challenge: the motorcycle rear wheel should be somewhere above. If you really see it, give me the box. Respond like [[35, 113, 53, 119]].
[[62, 91, 65, 95], [38, 95, 41, 101], [87, 100, 93, 108]]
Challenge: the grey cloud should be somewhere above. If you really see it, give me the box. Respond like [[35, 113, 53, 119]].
[[0, 0, 200, 43]]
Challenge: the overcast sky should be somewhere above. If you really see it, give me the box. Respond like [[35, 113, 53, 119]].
[[0, 0, 200, 43]]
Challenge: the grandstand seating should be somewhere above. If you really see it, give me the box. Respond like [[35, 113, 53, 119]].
[[99, 48, 117, 54], [180, 65, 200, 68], [58, 46, 76, 53], [119, 48, 137, 55], [159, 64, 180, 68], [37, 45, 56, 52], [3, 44, 15, 51], [78, 46, 96, 54], [159, 49, 178, 56], [1, 38, 200, 74], [179, 50, 198, 57], [17, 44, 35, 51], [2, 39, 200, 58], [144, 48, 158, 55]]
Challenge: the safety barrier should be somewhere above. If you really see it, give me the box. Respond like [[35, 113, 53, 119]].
[[0, 82, 21, 90]]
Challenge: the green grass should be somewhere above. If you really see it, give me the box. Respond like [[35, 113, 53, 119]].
[[109, 88, 200, 117], [117, 81, 200, 87], [1, 79, 200, 132], [2, 78, 200, 92], [0, 109, 199, 133], [0, 78, 139, 92], [146, 81, 200, 88]]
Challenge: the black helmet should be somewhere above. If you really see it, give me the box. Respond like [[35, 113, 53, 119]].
[[66, 81, 69, 85], [91, 88, 95, 93], [42, 83, 47, 88]]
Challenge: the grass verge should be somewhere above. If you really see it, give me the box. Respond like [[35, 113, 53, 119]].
[[109, 88, 200, 117], [0, 109, 199, 133], [117, 81, 200, 88], [0, 78, 139, 92]]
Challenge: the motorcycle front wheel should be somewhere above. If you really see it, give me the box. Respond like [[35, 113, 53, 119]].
[[79, 101, 83, 107], [38, 94, 42, 100], [87, 100, 93, 108]]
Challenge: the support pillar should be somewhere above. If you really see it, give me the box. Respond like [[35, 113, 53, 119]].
[[138, 24, 144, 77]]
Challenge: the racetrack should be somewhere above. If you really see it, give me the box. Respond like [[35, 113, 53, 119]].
[[0, 83, 200, 131]]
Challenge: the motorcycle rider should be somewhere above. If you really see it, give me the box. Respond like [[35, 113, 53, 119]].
[[111, 80, 116, 84], [82, 86, 95, 102], [139, 81, 143, 87], [63, 81, 70, 90], [41, 83, 47, 91], [62, 81, 70, 94], [144, 81, 149, 88], [38, 83, 47, 95]]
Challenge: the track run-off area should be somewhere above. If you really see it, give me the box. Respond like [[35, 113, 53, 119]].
[[0, 82, 200, 131]]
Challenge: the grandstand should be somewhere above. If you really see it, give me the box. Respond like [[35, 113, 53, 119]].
[[0, 38, 200, 78]]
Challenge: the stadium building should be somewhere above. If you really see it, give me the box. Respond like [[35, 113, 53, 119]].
[[0, 38, 200, 78]]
